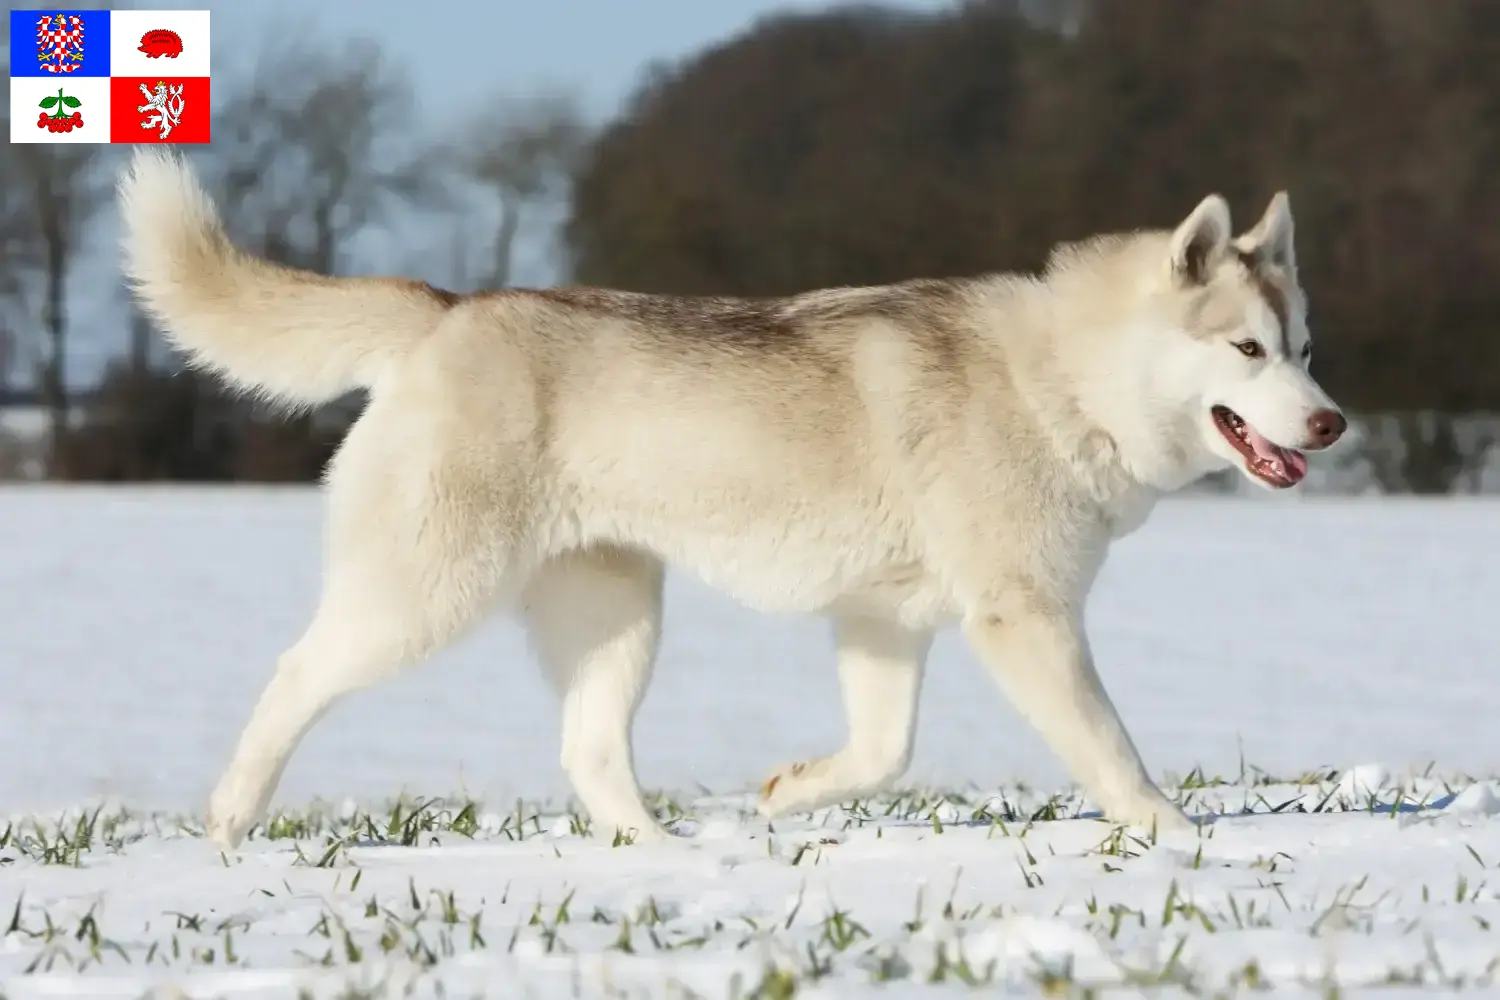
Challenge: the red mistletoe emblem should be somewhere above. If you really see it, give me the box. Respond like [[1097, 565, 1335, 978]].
[[36, 87, 83, 133], [138, 29, 183, 59]]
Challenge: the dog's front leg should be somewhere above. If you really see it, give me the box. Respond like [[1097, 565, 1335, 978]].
[[963, 600, 1192, 834]]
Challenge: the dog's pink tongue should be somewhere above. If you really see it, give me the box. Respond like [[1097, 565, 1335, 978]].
[[1244, 425, 1308, 483]]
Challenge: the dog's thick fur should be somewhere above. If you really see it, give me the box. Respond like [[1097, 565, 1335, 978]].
[[118, 149, 1345, 848]]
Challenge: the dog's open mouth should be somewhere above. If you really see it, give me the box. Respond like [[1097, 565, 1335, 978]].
[[1212, 406, 1307, 488]]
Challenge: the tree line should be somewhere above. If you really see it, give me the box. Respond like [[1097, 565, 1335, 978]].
[[3, 0, 1498, 490]]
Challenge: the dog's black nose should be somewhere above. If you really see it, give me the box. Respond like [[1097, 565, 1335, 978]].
[[1306, 409, 1346, 449]]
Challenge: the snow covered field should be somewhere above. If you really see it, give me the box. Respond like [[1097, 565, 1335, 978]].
[[2, 487, 1498, 997]]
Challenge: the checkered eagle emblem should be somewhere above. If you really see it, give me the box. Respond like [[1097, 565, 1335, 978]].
[[35, 13, 85, 74]]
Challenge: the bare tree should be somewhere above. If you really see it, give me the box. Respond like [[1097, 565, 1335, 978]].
[[127, 306, 153, 376], [449, 93, 591, 289], [8, 145, 108, 467], [0, 108, 24, 390], [207, 28, 435, 276], [0, 30, 31, 390]]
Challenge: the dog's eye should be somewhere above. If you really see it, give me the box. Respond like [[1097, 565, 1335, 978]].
[[1301, 342, 1313, 360], [1233, 340, 1265, 359]]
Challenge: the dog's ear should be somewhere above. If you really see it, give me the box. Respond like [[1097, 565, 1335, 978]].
[[1168, 194, 1232, 286], [1233, 191, 1296, 273]]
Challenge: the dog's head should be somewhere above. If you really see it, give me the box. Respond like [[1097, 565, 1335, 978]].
[[1151, 192, 1345, 489]]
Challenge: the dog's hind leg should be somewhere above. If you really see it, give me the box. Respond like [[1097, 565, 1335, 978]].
[[204, 599, 432, 849], [205, 417, 523, 849], [757, 614, 932, 819], [521, 546, 669, 843]]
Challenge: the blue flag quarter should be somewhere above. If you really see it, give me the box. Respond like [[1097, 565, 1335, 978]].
[[11, 9, 112, 78]]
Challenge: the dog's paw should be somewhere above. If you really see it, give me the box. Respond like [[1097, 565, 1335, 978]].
[[1148, 806, 1198, 834], [203, 802, 255, 849], [1108, 800, 1196, 836], [204, 774, 269, 849], [757, 760, 818, 818]]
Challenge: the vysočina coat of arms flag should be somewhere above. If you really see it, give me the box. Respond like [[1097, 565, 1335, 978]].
[[9, 9, 211, 144]]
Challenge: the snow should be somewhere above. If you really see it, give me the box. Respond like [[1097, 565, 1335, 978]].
[[2, 486, 1498, 997]]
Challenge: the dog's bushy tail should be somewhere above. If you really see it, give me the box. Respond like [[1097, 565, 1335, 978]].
[[118, 148, 453, 406]]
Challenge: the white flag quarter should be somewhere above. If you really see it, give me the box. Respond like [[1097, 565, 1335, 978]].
[[10, 76, 112, 145], [108, 9, 212, 79]]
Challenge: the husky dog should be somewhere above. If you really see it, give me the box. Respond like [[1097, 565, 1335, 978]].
[[118, 149, 1345, 849]]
